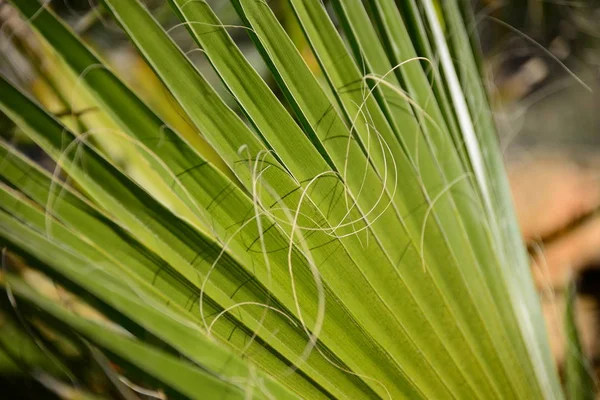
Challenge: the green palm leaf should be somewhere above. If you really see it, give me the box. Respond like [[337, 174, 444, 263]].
[[0, 0, 567, 398]]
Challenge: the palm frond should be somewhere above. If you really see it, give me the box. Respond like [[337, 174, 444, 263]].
[[0, 0, 565, 398]]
